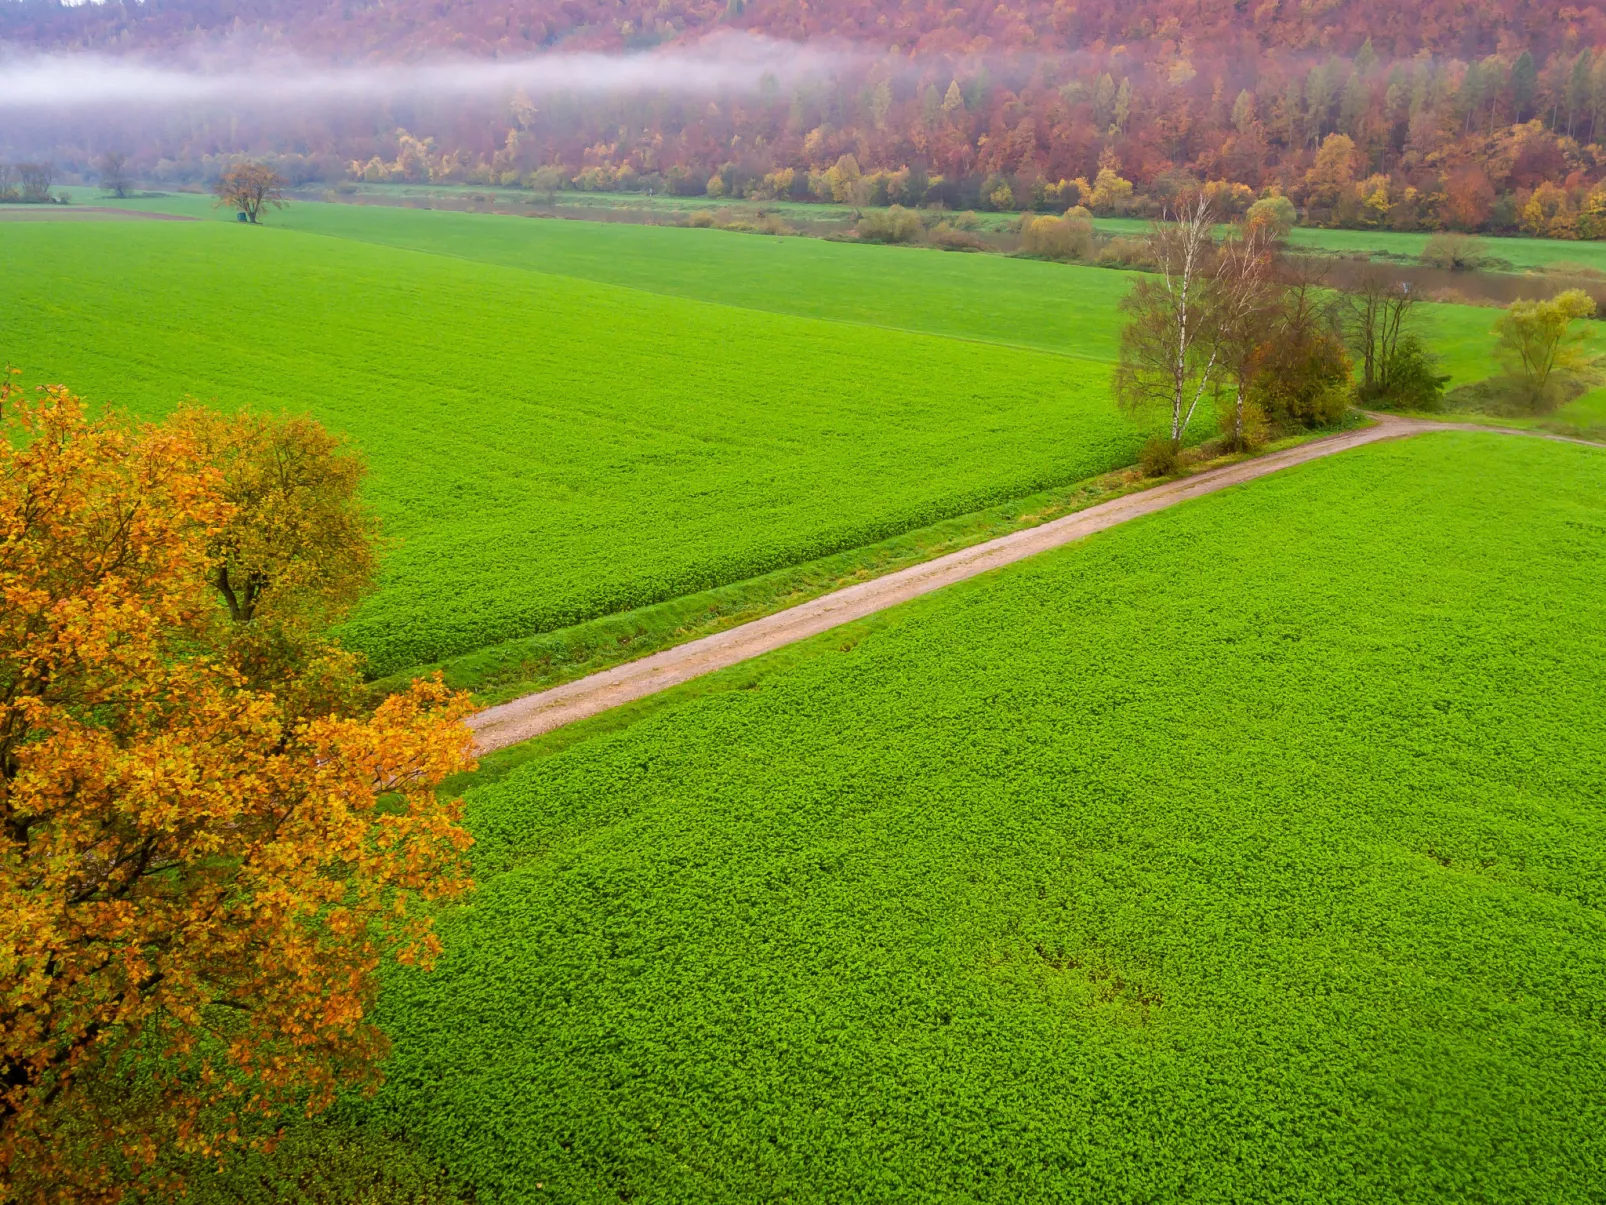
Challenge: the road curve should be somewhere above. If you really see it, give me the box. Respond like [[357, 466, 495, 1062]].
[[470, 415, 1599, 752]]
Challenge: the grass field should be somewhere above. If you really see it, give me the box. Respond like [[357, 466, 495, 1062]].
[[55, 192, 1534, 384], [0, 220, 1147, 676], [7, 201, 1592, 680], [331, 431, 1606, 1203]]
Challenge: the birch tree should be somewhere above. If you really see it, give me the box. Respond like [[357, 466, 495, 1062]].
[[1112, 196, 1224, 451]]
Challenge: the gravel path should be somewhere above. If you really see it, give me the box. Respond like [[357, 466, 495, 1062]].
[[470, 415, 1599, 751]]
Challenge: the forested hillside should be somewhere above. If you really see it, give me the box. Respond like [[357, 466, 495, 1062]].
[[7, 0, 1606, 234]]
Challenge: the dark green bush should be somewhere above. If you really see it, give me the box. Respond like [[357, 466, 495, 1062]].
[[1358, 334, 1452, 412]]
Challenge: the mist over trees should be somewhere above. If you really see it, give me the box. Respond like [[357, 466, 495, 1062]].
[[7, 2, 1606, 235]]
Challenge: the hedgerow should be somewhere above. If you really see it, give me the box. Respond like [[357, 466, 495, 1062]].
[[368, 433, 1606, 1202]]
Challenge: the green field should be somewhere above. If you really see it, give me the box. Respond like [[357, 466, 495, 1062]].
[[0, 220, 1148, 676], [4, 202, 1588, 680], [340, 431, 1606, 1202], [61, 191, 1533, 382]]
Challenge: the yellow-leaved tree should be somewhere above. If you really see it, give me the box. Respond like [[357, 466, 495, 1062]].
[[0, 377, 476, 1202], [1494, 288, 1599, 411]]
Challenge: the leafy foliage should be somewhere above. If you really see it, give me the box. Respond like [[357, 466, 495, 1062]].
[[363, 433, 1606, 1202], [0, 382, 477, 1202], [214, 163, 288, 224], [1494, 287, 1600, 409]]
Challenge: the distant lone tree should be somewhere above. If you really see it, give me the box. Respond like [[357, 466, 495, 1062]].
[[16, 163, 52, 204], [213, 162, 288, 224], [97, 151, 132, 199]]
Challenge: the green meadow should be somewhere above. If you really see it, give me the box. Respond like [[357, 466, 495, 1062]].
[[66, 192, 1530, 381], [13, 195, 1606, 1201], [341, 432, 1606, 1203], [0, 219, 1146, 676]]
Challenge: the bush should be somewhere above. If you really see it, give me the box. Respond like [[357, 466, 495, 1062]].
[[1421, 232, 1489, 271], [1359, 335, 1451, 411], [687, 209, 716, 228], [1444, 371, 1593, 417], [1138, 436, 1181, 477], [856, 205, 924, 244], [1020, 210, 1095, 261], [1097, 235, 1156, 270], [929, 223, 989, 252], [1214, 395, 1269, 453], [1254, 329, 1353, 427]]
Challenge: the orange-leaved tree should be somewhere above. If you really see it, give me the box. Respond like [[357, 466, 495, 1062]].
[[168, 405, 382, 720], [0, 376, 476, 1202], [212, 162, 288, 224]]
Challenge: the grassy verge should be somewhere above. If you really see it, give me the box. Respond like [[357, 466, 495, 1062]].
[[1401, 382, 1606, 442], [421, 415, 1372, 777]]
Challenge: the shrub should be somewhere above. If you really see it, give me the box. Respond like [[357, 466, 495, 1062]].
[[1254, 328, 1353, 427], [1020, 210, 1095, 261], [1420, 232, 1489, 271], [1214, 394, 1269, 453], [1138, 436, 1181, 477], [687, 209, 716, 228], [856, 205, 924, 244], [1359, 335, 1451, 411], [929, 223, 989, 252], [1097, 235, 1156, 270]]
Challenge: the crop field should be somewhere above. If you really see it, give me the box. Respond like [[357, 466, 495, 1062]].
[[358, 432, 1606, 1203], [5, 203, 1589, 680], [76, 192, 1534, 384], [0, 220, 1145, 676]]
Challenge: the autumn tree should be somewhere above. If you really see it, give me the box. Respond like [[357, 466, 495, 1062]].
[[165, 407, 383, 717], [1113, 197, 1224, 468], [213, 162, 288, 223], [1244, 194, 1297, 240], [1252, 261, 1354, 427], [0, 379, 476, 1203], [1494, 288, 1599, 410], [1020, 206, 1094, 260], [97, 152, 132, 199], [1211, 223, 1278, 451], [1442, 165, 1496, 230]]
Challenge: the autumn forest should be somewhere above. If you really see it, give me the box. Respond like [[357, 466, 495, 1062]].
[[6, 0, 1606, 236]]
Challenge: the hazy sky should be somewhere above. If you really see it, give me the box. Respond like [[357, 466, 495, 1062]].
[[0, 33, 852, 111]]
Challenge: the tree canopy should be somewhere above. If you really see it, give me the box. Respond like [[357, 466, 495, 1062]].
[[0, 378, 476, 1203]]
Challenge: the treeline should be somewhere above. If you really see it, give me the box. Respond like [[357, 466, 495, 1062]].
[[333, 43, 1606, 238], [14, 0, 1606, 236]]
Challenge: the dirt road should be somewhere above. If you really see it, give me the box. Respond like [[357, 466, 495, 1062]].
[[470, 415, 1598, 752], [0, 206, 196, 221]]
